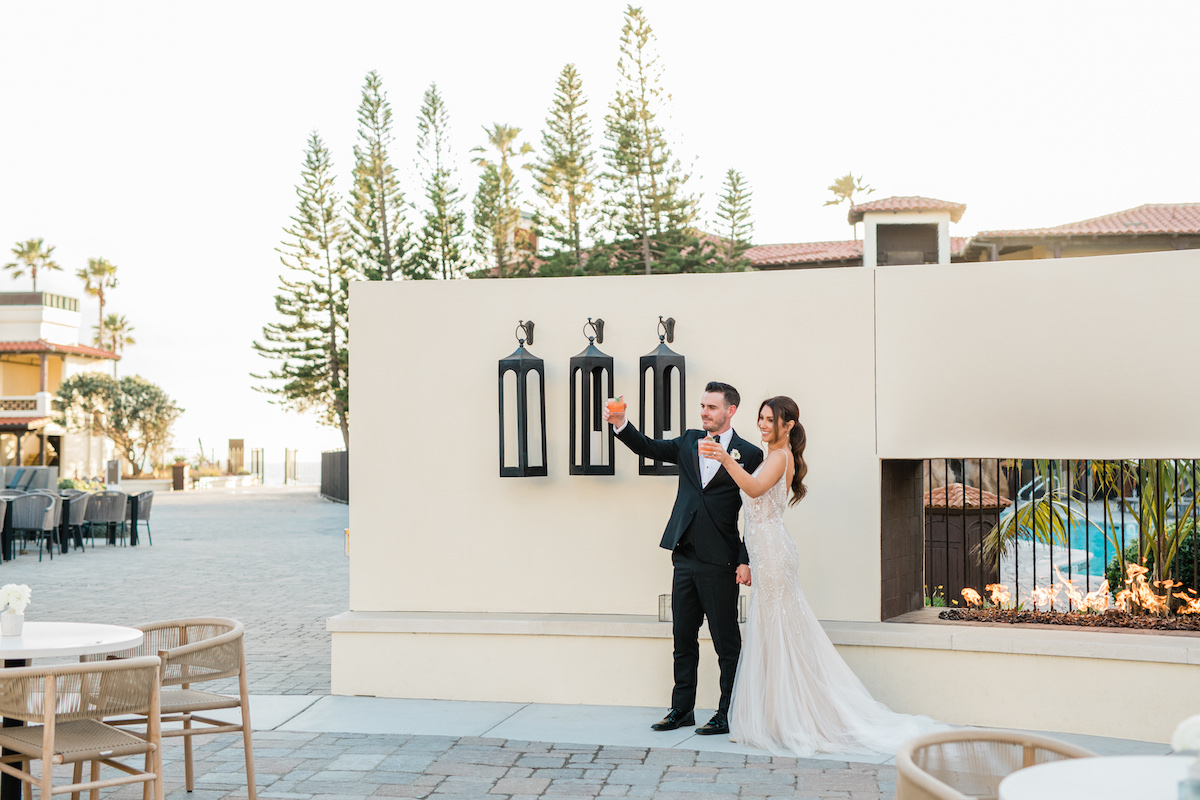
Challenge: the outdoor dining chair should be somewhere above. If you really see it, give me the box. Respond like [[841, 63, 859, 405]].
[[9, 492, 56, 561], [29, 490, 64, 555], [83, 617, 257, 800], [131, 490, 154, 545], [83, 490, 128, 546], [896, 729, 1095, 799], [0, 655, 164, 800], [0, 490, 24, 499], [63, 492, 91, 551]]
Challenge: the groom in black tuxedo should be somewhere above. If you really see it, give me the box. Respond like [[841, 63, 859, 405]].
[[604, 381, 764, 736]]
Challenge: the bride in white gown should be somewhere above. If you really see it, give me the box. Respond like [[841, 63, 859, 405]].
[[699, 396, 944, 757]]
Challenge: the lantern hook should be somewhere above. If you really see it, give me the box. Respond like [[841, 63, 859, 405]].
[[515, 320, 535, 346], [658, 316, 675, 344], [584, 317, 605, 344]]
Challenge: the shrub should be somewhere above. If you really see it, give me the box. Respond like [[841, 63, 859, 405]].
[[1106, 524, 1199, 596]]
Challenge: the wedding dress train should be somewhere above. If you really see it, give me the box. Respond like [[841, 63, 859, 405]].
[[728, 465, 944, 756]]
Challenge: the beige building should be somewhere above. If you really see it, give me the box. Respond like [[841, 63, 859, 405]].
[[748, 197, 1200, 269], [0, 292, 118, 478]]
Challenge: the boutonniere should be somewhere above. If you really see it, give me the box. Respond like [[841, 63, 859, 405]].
[[730, 449, 741, 460]]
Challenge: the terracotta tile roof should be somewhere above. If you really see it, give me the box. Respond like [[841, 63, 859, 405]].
[[747, 240, 864, 266], [924, 482, 1011, 510], [848, 196, 967, 225], [976, 203, 1200, 238], [0, 340, 118, 360], [747, 237, 969, 267], [0, 417, 51, 429]]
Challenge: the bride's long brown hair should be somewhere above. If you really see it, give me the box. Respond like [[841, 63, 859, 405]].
[[759, 396, 807, 505]]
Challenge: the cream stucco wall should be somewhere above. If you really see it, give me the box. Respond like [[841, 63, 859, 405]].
[[876, 249, 1200, 458], [349, 269, 879, 621], [338, 250, 1200, 740]]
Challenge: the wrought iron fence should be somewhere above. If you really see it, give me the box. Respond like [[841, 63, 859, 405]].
[[922, 458, 1200, 613], [321, 449, 348, 504]]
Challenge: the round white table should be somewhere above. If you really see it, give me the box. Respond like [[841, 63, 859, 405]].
[[999, 754, 1193, 799], [0, 621, 143, 661], [0, 621, 144, 800]]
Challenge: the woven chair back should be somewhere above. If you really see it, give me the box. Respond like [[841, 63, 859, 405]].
[[85, 491, 128, 524], [29, 491, 62, 526], [136, 491, 154, 521], [83, 619, 243, 687], [0, 656, 161, 723], [67, 493, 91, 525], [10, 493, 54, 530], [898, 730, 1095, 800]]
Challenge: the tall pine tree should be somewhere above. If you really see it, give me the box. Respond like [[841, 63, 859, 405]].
[[471, 124, 532, 278], [531, 64, 598, 276], [347, 71, 422, 281], [715, 169, 754, 271], [599, 5, 708, 275], [416, 83, 468, 280], [253, 132, 351, 447]]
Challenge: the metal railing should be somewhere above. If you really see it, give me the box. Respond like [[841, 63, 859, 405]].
[[922, 458, 1200, 613], [0, 292, 79, 311], [320, 449, 348, 504]]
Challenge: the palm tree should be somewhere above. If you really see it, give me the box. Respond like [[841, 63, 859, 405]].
[[4, 238, 61, 291], [94, 312, 135, 375], [472, 124, 531, 277], [76, 258, 118, 346], [823, 173, 875, 241]]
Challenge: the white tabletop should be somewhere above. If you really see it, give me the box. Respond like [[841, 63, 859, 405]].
[[999, 754, 1192, 799], [0, 621, 143, 660]]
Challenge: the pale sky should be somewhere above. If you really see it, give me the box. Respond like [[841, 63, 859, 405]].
[[2, 0, 1197, 462]]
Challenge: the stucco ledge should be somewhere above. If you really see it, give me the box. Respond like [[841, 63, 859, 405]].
[[327, 611, 1200, 665]]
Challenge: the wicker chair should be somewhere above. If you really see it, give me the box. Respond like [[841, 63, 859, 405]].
[[29, 490, 64, 555], [85, 618, 257, 800], [9, 493, 56, 561], [63, 492, 91, 552], [83, 491, 128, 547], [896, 729, 1096, 799], [130, 491, 154, 545], [0, 656, 163, 800]]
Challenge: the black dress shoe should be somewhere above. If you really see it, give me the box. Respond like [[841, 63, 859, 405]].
[[650, 708, 695, 731], [695, 711, 729, 735]]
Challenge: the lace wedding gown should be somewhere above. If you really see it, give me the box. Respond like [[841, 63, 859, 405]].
[[729, 463, 944, 757]]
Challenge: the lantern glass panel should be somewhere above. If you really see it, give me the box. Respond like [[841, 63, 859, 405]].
[[525, 369, 543, 468], [502, 370, 518, 470]]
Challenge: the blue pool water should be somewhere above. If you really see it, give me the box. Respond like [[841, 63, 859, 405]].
[[996, 501, 1141, 572]]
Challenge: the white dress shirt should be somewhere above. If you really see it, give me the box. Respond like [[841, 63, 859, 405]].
[[699, 431, 733, 488]]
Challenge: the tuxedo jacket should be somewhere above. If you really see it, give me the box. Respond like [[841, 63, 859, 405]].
[[616, 425, 765, 567]]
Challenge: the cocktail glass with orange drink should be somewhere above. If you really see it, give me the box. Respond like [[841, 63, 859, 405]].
[[698, 433, 723, 460], [606, 396, 626, 415]]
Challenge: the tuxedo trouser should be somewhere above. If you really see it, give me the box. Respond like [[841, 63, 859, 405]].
[[670, 546, 741, 714]]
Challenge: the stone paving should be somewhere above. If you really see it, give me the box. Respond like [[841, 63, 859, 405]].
[[4, 486, 896, 799], [2, 485, 349, 695], [145, 733, 896, 800]]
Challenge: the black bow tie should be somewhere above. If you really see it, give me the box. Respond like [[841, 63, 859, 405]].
[[713, 434, 721, 445]]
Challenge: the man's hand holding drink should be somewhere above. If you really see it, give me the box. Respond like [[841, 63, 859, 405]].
[[602, 396, 627, 428], [698, 433, 724, 461]]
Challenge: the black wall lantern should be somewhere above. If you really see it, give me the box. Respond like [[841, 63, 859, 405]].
[[639, 316, 686, 476], [498, 320, 547, 477], [569, 317, 615, 475]]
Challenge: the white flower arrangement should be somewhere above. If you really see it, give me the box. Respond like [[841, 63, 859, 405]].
[[730, 449, 741, 461], [0, 584, 31, 616], [1173, 715, 1200, 752]]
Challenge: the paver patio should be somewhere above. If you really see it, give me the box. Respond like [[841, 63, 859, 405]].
[[2, 485, 1144, 799]]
